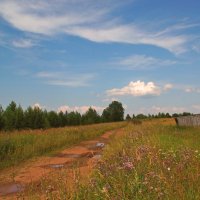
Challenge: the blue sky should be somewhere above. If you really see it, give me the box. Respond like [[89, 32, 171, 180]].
[[0, 0, 200, 115]]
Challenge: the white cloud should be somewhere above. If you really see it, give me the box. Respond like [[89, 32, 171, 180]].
[[133, 105, 187, 115], [32, 103, 43, 109], [163, 84, 173, 91], [114, 55, 176, 70], [192, 105, 200, 112], [36, 71, 95, 87], [149, 106, 186, 114], [102, 97, 119, 102], [185, 87, 200, 93], [137, 104, 200, 115], [12, 38, 35, 48], [36, 71, 61, 78], [58, 105, 105, 114], [66, 25, 188, 54], [0, 0, 192, 54], [106, 80, 173, 97]]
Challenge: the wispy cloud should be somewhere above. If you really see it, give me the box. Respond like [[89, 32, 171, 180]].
[[136, 104, 200, 115], [0, 0, 195, 54], [36, 71, 61, 78], [12, 38, 35, 48], [106, 80, 173, 97], [136, 105, 187, 115], [185, 87, 200, 93], [113, 54, 177, 70], [36, 71, 95, 87]]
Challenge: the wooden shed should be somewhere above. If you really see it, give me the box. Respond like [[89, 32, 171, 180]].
[[175, 115, 200, 126]]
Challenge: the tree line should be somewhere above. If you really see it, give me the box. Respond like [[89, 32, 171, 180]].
[[0, 101, 124, 131], [125, 112, 193, 120]]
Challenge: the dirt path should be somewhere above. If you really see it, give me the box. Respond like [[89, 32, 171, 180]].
[[0, 128, 124, 199]]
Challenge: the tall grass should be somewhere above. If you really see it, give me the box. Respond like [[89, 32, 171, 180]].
[[0, 122, 126, 170], [72, 119, 200, 199]]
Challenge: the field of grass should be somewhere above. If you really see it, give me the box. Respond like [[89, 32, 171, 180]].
[[0, 122, 126, 170], [29, 119, 200, 200]]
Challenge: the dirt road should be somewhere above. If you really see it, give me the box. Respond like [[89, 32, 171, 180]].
[[0, 128, 124, 199]]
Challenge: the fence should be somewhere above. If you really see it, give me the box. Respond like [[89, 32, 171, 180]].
[[175, 115, 200, 126]]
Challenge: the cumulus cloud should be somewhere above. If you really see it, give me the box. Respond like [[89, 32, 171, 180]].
[[58, 105, 105, 114], [12, 38, 35, 48], [114, 55, 177, 70], [106, 80, 173, 97], [0, 0, 193, 54]]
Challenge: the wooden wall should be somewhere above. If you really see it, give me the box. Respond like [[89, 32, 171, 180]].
[[175, 115, 200, 126]]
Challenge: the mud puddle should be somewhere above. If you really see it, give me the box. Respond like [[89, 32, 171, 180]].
[[0, 183, 24, 196]]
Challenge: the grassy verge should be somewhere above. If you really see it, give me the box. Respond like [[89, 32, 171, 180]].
[[0, 122, 126, 170], [72, 119, 200, 199]]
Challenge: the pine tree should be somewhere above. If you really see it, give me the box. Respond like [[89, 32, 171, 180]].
[[0, 105, 4, 130], [3, 101, 17, 130], [15, 105, 24, 130], [82, 107, 100, 124]]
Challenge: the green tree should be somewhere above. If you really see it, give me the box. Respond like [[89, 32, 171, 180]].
[[126, 114, 131, 121], [24, 106, 47, 129], [136, 113, 147, 119], [15, 105, 24, 129], [101, 107, 111, 122], [33, 107, 47, 129], [0, 105, 4, 130], [58, 111, 67, 127], [3, 101, 17, 130], [67, 111, 81, 125], [48, 111, 60, 128], [24, 106, 34, 129], [82, 107, 100, 124], [102, 101, 124, 122]]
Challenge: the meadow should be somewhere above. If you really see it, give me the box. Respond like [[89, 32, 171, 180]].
[[0, 122, 126, 170], [27, 119, 200, 200]]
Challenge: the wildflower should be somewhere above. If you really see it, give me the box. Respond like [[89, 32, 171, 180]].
[[150, 186, 154, 190], [195, 150, 198, 153], [167, 167, 170, 171], [102, 187, 108, 193], [123, 161, 134, 170]]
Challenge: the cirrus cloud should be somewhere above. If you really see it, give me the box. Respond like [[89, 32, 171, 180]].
[[113, 54, 177, 70], [0, 0, 193, 54], [12, 38, 35, 48]]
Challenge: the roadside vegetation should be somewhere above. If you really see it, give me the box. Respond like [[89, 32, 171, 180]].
[[0, 122, 126, 170], [29, 119, 200, 199]]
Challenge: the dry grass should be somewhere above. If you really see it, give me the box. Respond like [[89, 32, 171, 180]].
[[0, 122, 126, 170]]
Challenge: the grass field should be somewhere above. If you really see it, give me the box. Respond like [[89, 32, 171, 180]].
[[0, 122, 126, 170], [28, 119, 200, 200]]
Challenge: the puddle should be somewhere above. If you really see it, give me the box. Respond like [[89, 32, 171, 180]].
[[57, 152, 93, 158], [96, 143, 105, 148], [86, 142, 105, 150], [48, 164, 65, 169], [0, 183, 24, 196], [93, 154, 102, 159]]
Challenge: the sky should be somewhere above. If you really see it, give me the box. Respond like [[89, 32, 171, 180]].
[[0, 0, 200, 115]]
